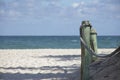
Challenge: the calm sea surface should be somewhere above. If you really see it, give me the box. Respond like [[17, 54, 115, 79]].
[[0, 36, 120, 49]]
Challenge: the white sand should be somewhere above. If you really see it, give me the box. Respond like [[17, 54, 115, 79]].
[[0, 49, 115, 80]]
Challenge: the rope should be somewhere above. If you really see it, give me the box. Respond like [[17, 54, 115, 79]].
[[80, 37, 120, 58]]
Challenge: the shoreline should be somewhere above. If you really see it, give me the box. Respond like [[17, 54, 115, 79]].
[[0, 48, 115, 55], [0, 48, 116, 50]]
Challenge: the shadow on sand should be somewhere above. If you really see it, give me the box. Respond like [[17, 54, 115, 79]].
[[34, 54, 81, 61], [0, 54, 81, 80], [0, 71, 80, 80]]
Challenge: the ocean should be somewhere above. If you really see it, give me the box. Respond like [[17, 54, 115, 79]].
[[0, 36, 120, 49]]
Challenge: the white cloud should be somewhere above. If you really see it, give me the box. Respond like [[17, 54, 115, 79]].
[[0, 0, 120, 21], [8, 10, 21, 17], [70, 0, 120, 20], [72, 3, 80, 8]]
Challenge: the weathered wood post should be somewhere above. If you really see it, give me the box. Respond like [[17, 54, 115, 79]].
[[80, 21, 92, 80], [90, 28, 98, 61]]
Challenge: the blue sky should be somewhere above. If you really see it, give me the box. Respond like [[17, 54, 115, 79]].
[[0, 0, 120, 36]]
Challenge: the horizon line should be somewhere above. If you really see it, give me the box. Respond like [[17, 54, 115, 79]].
[[0, 35, 119, 36]]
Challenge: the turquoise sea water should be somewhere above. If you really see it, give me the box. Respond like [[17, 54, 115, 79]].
[[0, 36, 119, 49]]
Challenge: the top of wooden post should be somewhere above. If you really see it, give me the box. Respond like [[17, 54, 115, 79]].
[[91, 28, 97, 34], [82, 21, 91, 27]]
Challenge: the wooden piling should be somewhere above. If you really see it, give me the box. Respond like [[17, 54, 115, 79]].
[[80, 21, 92, 80], [90, 28, 98, 61]]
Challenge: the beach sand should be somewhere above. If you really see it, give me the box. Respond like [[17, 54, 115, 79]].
[[0, 49, 115, 80]]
